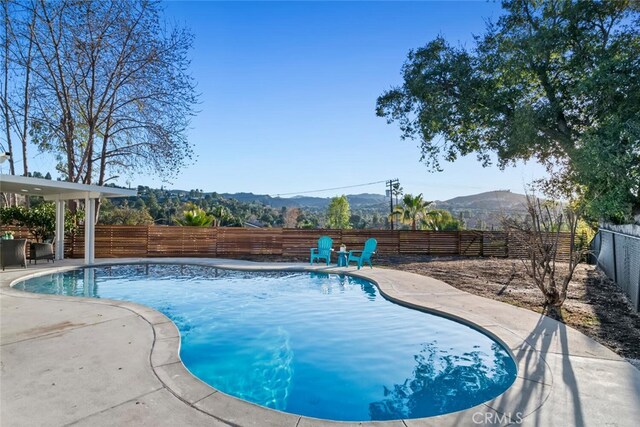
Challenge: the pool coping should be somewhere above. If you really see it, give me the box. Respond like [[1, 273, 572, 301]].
[[1, 257, 639, 426]]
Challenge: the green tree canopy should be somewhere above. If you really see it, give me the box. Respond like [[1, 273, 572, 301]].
[[99, 205, 154, 226], [377, 1, 640, 222], [326, 195, 351, 229]]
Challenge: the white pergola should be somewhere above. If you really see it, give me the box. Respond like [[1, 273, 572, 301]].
[[0, 174, 137, 264]]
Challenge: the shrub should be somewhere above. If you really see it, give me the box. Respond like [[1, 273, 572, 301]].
[[0, 203, 79, 242]]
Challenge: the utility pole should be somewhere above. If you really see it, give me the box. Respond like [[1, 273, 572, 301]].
[[386, 178, 400, 230]]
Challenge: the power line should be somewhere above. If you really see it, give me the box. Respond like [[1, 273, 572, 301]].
[[272, 180, 388, 197]]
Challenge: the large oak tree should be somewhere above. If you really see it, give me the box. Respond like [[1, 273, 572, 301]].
[[377, 0, 640, 223]]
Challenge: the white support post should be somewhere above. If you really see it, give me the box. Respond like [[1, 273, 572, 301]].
[[90, 197, 96, 263], [55, 199, 65, 260], [84, 195, 96, 264]]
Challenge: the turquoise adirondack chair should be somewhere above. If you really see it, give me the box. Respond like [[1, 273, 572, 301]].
[[310, 236, 333, 266], [347, 238, 377, 269]]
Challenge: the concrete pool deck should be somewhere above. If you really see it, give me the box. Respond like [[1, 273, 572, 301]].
[[1, 258, 639, 426]]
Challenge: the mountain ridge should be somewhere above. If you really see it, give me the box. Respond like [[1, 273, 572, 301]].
[[435, 190, 530, 210], [216, 189, 530, 210]]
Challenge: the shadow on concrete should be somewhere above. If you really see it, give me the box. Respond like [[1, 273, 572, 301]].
[[509, 314, 584, 427]]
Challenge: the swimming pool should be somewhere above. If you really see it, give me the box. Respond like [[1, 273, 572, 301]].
[[15, 264, 517, 421]]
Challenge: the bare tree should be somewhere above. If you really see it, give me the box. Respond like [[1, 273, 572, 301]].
[[28, 0, 78, 181], [1, 0, 37, 180], [283, 207, 301, 228], [503, 195, 585, 318], [25, 0, 197, 186], [92, 5, 197, 187], [1, 1, 15, 176]]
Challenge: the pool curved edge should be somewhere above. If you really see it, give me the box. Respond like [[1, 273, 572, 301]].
[[2, 257, 633, 426], [2, 258, 547, 425]]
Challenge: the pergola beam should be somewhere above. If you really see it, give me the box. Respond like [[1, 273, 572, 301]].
[[44, 191, 103, 201]]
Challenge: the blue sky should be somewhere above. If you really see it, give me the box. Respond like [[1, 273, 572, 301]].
[[26, 0, 548, 201]]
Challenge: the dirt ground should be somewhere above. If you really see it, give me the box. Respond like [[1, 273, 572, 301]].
[[245, 254, 640, 363], [373, 255, 640, 363]]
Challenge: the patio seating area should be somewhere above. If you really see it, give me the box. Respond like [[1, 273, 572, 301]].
[[309, 236, 377, 269], [0, 238, 56, 271]]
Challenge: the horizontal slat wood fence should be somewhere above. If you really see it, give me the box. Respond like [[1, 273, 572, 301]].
[[2, 226, 574, 260]]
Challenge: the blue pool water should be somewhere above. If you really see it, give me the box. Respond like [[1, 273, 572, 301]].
[[15, 264, 516, 421]]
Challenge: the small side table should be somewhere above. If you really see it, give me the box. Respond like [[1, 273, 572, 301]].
[[336, 251, 348, 267]]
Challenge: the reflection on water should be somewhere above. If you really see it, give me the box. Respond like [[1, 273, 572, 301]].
[[369, 342, 514, 420], [309, 273, 376, 300], [359, 280, 377, 300], [83, 268, 96, 296]]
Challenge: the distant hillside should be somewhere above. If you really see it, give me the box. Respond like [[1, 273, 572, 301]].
[[436, 190, 529, 210], [435, 190, 530, 229], [157, 188, 531, 230]]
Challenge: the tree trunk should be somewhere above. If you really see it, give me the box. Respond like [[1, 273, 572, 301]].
[[543, 292, 564, 320], [20, 8, 36, 178], [2, 0, 15, 177]]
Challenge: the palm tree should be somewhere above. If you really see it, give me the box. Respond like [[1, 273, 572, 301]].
[[421, 209, 461, 231], [419, 210, 444, 230], [210, 205, 230, 227], [390, 193, 435, 230]]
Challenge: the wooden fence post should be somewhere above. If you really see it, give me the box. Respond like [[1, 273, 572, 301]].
[[505, 231, 509, 258], [213, 226, 218, 257], [146, 225, 150, 257]]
